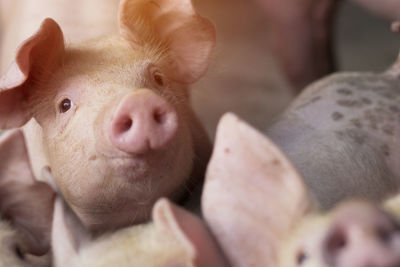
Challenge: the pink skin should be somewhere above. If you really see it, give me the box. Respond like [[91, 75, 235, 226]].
[[323, 202, 400, 267], [0, 0, 216, 234], [109, 90, 179, 154]]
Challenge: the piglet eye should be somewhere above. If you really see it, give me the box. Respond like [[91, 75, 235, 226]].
[[59, 98, 72, 113], [154, 73, 165, 87]]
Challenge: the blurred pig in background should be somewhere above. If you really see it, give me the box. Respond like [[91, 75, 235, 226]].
[[203, 113, 400, 267], [0, 130, 54, 266]]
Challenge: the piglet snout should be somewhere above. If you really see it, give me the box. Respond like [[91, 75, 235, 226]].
[[324, 206, 400, 267], [109, 90, 178, 154]]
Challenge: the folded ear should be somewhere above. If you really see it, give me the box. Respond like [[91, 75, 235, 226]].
[[153, 198, 228, 267], [0, 18, 65, 129], [202, 113, 314, 267], [0, 129, 55, 255], [118, 0, 216, 84], [51, 197, 91, 267]]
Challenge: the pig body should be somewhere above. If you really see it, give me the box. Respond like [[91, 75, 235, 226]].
[[0, 0, 214, 233], [266, 57, 400, 208]]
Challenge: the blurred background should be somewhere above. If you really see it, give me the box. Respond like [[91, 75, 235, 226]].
[[191, 0, 400, 137]]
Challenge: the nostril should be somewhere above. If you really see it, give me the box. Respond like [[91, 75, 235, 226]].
[[114, 117, 133, 134], [377, 227, 392, 245], [326, 226, 347, 254], [122, 118, 133, 131], [153, 108, 166, 124]]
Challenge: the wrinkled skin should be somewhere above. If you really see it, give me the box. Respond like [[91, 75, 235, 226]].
[[266, 47, 400, 208], [0, 0, 214, 233]]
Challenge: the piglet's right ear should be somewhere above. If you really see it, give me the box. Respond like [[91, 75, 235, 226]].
[[153, 198, 229, 267], [202, 113, 314, 267], [0, 18, 65, 129]]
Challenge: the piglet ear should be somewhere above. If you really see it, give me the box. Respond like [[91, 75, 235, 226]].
[[0, 18, 65, 129], [0, 129, 55, 256], [153, 198, 228, 267], [202, 113, 314, 267], [51, 196, 91, 267], [118, 0, 216, 84]]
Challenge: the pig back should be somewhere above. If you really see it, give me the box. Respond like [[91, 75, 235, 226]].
[[267, 72, 400, 208]]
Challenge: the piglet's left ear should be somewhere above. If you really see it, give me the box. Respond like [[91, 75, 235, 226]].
[[118, 0, 216, 84]]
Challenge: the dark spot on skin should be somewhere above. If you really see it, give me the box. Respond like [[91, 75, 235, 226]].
[[382, 125, 394, 136], [370, 123, 378, 130], [335, 129, 367, 145], [271, 159, 280, 165], [390, 106, 400, 113], [332, 112, 344, 121], [337, 88, 353, 96], [224, 148, 230, 154], [337, 99, 363, 108], [381, 144, 390, 157], [379, 92, 395, 99], [361, 97, 372, 105], [350, 118, 363, 129]]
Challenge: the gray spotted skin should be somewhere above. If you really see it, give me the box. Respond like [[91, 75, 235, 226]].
[[266, 70, 400, 209]]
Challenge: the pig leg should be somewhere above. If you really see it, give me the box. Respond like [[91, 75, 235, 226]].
[[253, 0, 339, 92]]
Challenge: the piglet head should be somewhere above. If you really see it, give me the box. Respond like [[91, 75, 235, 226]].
[[0, 0, 215, 233], [282, 201, 400, 267], [52, 196, 228, 267]]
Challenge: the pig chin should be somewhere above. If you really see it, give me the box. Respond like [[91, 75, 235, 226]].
[[59, 133, 194, 232]]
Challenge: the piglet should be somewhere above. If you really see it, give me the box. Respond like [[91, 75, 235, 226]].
[[202, 113, 400, 267], [51, 196, 228, 267], [0, 0, 214, 234], [0, 130, 55, 267], [266, 26, 400, 208]]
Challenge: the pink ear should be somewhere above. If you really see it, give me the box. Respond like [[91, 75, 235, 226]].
[[118, 0, 216, 84], [0, 18, 65, 129], [202, 113, 313, 267], [153, 198, 229, 267], [51, 197, 91, 267], [0, 129, 55, 255]]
